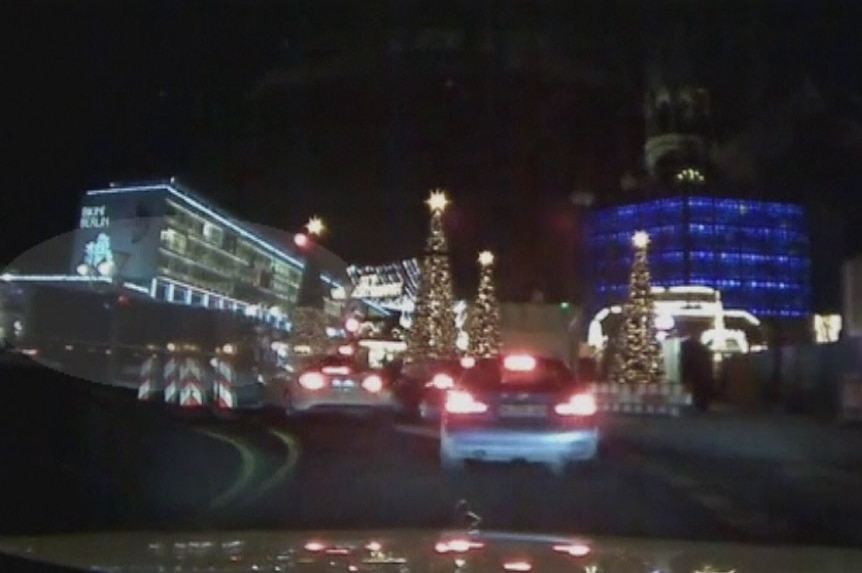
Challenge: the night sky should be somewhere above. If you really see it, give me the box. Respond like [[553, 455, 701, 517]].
[[5, 0, 862, 299]]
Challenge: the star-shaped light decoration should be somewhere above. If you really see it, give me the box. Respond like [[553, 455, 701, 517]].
[[632, 230, 650, 249], [426, 190, 449, 212], [478, 250, 495, 266], [306, 216, 325, 237]]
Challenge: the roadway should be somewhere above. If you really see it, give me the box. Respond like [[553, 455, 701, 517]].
[[3, 363, 862, 548]]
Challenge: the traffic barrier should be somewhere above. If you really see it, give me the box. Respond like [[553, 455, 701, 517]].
[[136, 354, 162, 401], [589, 382, 692, 417], [212, 357, 237, 409], [179, 357, 208, 408], [163, 356, 180, 404]]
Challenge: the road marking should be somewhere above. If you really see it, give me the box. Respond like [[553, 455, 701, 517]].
[[243, 427, 302, 505], [395, 424, 440, 439], [196, 429, 259, 510]]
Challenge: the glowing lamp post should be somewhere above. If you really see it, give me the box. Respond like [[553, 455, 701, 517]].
[[478, 250, 494, 267]]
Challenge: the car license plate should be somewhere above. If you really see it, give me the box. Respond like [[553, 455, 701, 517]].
[[332, 379, 355, 390], [499, 404, 546, 417]]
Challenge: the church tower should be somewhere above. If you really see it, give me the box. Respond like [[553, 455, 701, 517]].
[[643, 18, 712, 188]]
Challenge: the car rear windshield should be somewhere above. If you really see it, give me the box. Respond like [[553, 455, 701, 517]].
[[460, 358, 576, 391]]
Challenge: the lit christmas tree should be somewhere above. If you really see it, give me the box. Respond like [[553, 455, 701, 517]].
[[610, 231, 666, 385], [467, 250, 502, 357], [290, 218, 330, 356], [290, 306, 329, 356], [405, 190, 458, 361]]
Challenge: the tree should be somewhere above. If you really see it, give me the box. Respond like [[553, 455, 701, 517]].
[[467, 250, 502, 357], [290, 221, 330, 356], [405, 190, 458, 361], [609, 231, 666, 385], [289, 306, 329, 356]]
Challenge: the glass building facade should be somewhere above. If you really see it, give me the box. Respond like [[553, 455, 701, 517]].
[[587, 196, 811, 318]]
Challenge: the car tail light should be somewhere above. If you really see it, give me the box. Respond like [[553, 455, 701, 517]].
[[298, 372, 326, 390], [503, 354, 536, 371], [460, 356, 476, 369], [445, 390, 488, 414], [429, 373, 454, 390], [554, 393, 597, 416], [361, 374, 383, 393]]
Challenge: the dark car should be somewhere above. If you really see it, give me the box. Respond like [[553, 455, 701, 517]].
[[392, 358, 467, 421]]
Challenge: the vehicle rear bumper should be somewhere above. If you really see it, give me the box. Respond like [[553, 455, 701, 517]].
[[293, 389, 395, 413], [441, 426, 599, 463]]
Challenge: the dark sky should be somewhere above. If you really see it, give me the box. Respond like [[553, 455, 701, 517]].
[[5, 0, 862, 299]]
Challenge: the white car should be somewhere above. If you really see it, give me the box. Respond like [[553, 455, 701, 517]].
[[283, 355, 395, 417], [440, 354, 599, 475]]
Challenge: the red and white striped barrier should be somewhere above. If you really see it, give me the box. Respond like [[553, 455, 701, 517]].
[[212, 358, 236, 410], [137, 354, 162, 401], [163, 357, 180, 404], [589, 382, 692, 417], [179, 357, 207, 408]]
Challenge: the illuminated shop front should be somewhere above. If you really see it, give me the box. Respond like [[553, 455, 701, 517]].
[[587, 196, 812, 318]]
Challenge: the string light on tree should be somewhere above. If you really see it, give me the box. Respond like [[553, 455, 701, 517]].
[[405, 189, 458, 362], [608, 230, 666, 385], [467, 250, 502, 358], [632, 230, 649, 249], [306, 216, 325, 237], [426, 190, 449, 213]]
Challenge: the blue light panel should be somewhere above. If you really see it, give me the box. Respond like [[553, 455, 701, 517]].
[[587, 196, 811, 317]]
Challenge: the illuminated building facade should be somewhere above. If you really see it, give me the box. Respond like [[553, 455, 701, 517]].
[[345, 259, 421, 314], [587, 196, 811, 318], [62, 180, 381, 328]]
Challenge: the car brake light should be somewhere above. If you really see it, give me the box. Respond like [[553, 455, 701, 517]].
[[429, 373, 454, 390], [503, 354, 536, 371], [554, 393, 597, 416], [361, 374, 383, 393], [445, 390, 488, 414], [298, 372, 326, 390]]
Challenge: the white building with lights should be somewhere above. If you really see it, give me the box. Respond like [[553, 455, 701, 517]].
[[2, 180, 388, 330], [587, 285, 768, 357]]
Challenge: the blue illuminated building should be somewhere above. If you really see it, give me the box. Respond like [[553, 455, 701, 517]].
[[587, 196, 811, 318]]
